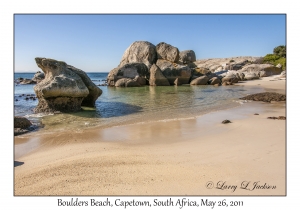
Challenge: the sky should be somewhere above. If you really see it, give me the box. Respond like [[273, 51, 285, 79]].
[[15, 14, 286, 72]]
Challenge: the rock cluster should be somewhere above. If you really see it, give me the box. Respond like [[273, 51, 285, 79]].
[[107, 41, 283, 87], [107, 41, 195, 86], [33, 57, 102, 113]]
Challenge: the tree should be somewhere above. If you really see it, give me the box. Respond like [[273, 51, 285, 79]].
[[273, 45, 286, 58]]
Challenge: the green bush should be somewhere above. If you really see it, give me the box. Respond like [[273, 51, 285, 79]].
[[274, 57, 286, 70], [263, 54, 280, 63], [263, 45, 286, 70], [273, 45, 286, 58]]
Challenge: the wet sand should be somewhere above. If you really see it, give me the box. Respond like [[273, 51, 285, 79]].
[[14, 76, 286, 195]]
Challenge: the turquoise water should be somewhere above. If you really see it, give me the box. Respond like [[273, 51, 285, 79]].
[[14, 72, 264, 132]]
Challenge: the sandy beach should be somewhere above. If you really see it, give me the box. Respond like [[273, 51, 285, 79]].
[[14, 76, 286, 196]]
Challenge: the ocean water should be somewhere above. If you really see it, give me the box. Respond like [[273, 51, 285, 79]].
[[14, 72, 264, 132]]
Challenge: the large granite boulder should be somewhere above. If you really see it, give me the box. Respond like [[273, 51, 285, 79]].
[[238, 64, 282, 76], [34, 57, 101, 113], [66, 65, 102, 107], [119, 41, 157, 69], [156, 59, 192, 85], [179, 50, 196, 64], [156, 42, 179, 63], [190, 76, 209, 85], [149, 64, 170, 86], [244, 72, 259, 80], [107, 63, 149, 86], [32, 71, 45, 83]]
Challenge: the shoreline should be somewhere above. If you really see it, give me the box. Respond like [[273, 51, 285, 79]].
[[14, 76, 286, 195]]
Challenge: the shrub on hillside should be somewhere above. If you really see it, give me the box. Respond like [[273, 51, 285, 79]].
[[273, 45, 286, 58], [263, 45, 286, 70]]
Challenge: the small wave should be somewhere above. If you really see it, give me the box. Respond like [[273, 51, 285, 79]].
[[233, 99, 252, 104], [25, 113, 54, 118]]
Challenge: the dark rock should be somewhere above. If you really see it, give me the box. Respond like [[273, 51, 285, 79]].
[[267, 116, 286, 120], [254, 113, 259, 115], [240, 92, 286, 103], [222, 120, 231, 124], [14, 116, 32, 129], [14, 128, 30, 136]]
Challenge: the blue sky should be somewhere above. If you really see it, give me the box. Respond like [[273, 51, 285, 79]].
[[14, 14, 286, 72]]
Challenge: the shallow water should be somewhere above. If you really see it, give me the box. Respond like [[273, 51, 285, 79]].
[[14, 73, 264, 132]]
